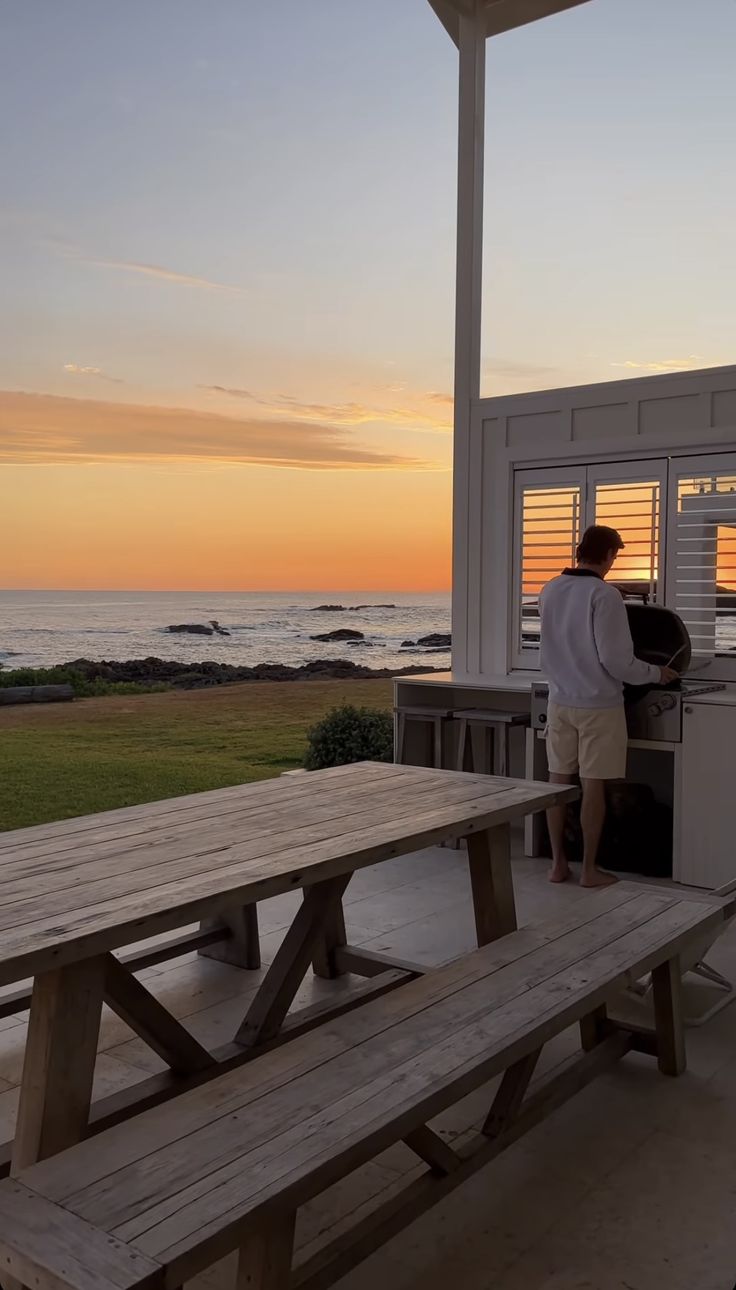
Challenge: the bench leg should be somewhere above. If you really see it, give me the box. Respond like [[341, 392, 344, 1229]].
[[432, 717, 444, 769], [396, 711, 407, 764], [652, 956, 686, 1076], [237, 1213, 295, 1289], [456, 719, 468, 772], [579, 1004, 611, 1053]]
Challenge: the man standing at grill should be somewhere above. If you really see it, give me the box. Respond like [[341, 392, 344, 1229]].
[[540, 524, 677, 887]]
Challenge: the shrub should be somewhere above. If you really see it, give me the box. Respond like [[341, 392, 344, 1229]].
[[0, 665, 170, 697], [304, 704, 393, 770]]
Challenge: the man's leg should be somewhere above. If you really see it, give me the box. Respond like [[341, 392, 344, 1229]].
[[546, 772, 575, 883], [544, 703, 578, 883], [580, 778, 617, 887], [577, 706, 625, 888]]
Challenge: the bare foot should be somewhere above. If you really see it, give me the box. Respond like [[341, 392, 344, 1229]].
[[580, 868, 619, 889], [548, 862, 571, 884]]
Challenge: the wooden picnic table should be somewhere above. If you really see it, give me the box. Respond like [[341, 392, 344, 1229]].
[[0, 761, 575, 1183]]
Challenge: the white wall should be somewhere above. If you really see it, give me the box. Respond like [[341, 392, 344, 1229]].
[[451, 363, 736, 680]]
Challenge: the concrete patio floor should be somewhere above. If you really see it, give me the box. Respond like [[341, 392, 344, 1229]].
[[1, 832, 735, 1290]]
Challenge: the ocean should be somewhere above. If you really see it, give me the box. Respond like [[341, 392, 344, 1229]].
[[0, 591, 451, 671]]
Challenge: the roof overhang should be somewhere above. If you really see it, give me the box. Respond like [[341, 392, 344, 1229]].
[[428, 0, 592, 45]]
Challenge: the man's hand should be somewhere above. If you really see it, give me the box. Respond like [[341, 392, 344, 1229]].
[[659, 665, 679, 685]]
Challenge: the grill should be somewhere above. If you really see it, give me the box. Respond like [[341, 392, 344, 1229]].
[[531, 602, 725, 743]]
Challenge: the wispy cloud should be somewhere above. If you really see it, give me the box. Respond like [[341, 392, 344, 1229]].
[[199, 385, 452, 432], [610, 355, 714, 374], [87, 256, 240, 292], [63, 363, 123, 384], [46, 238, 241, 293], [0, 391, 433, 471], [202, 384, 256, 400]]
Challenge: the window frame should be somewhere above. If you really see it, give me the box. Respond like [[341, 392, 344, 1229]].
[[510, 457, 668, 672], [665, 451, 736, 682], [510, 465, 586, 671]]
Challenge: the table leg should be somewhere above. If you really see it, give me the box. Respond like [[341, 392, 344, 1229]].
[[311, 892, 347, 980], [198, 904, 261, 969], [652, 956, 686, 1076], [4, 965, 106, 1290], [466, 823, 517, 945], [233, 874, 352, 1048], [11, 956, 106, 1176]]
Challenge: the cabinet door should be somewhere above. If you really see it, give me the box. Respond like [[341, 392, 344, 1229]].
[[677, 702, 736, 889]]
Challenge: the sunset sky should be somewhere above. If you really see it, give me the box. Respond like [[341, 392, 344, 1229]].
[[2, 0, 736, 591]]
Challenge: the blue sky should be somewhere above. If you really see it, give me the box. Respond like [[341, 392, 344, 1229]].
[[2, 0, 735, 588], [4, 0, 735, 403]]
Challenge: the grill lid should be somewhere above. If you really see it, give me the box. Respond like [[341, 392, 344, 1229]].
[[622, 601, 692, 703]]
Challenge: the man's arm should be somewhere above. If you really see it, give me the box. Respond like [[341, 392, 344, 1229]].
[[593, 588, 663, 686]]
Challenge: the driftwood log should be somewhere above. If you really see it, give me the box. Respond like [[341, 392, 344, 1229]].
[[0, 685, 74, 706]]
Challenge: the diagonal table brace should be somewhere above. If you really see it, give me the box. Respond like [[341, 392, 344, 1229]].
[[104, 955, 215, 1075], [234, 874, 352, 1049]]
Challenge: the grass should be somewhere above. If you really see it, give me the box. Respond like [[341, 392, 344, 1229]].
[[0, 679, 393, 832]]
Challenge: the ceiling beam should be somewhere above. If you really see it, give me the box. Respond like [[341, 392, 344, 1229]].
[[484, 0, 592, 38], [426, 0, 462, 46]]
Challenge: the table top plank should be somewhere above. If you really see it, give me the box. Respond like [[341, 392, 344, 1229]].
[[0, 773, 499, 891], [0, 765, 577, 986], [0, 777, 530, 923], [0, 763, 426, 866]]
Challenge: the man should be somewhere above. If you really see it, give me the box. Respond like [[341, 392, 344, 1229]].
[[539, 524, 677, 888]]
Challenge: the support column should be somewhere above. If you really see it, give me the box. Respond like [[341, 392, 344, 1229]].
[[451, 3, 486, 677]]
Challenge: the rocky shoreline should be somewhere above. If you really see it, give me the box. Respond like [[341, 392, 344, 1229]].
[[15, 656, 445, 690]]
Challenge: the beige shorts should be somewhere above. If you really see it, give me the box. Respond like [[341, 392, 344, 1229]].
[[545, 702, 627, 780]]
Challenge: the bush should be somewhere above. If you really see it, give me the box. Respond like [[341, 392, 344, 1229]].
[[304, 704, 393, 770], [0, 665, 170, 697]]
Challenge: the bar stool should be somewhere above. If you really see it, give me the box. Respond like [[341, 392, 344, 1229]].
[[395, 706, 453, 768], [454, 708, 531, 776]]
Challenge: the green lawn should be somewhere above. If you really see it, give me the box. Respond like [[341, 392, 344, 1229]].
[[0, 679, 393, 832]]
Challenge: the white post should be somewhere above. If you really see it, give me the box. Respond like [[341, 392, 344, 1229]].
[[451, 3, 486, 679]]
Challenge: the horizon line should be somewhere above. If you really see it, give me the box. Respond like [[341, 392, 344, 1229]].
[[0, 586, 452, 595]]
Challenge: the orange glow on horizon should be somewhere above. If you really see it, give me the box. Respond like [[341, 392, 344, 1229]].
[[3, 461, 452, 593]]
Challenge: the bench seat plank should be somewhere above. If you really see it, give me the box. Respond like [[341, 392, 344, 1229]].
[[22, 884, 652, 1202], [0, 1182, 163, 1290], [11, 887, 725, 1286], [123, 898, 722, 1271]]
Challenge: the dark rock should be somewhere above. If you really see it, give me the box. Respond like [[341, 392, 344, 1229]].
[[348, 604, 397, 611], [311, 605, 346, 612], [310, 629, 365, 643], [347, 640, 382, 647], [400, 640, 416, 648], [209, 620, 231, 636], [167, 623, 215, 636], [416, 633, 451, 648]]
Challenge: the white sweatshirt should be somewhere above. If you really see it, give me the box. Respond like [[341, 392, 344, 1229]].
[[539, 570, 662, 709]]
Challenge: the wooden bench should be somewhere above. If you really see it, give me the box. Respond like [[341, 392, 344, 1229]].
[[0, 883, 729, 1290]]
